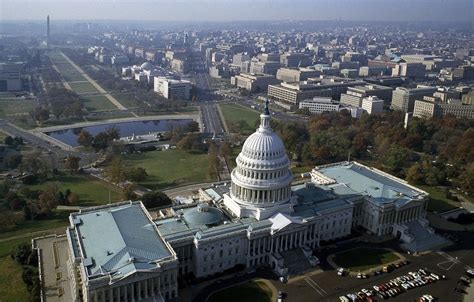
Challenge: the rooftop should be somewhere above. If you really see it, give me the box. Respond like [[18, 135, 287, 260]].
[[69, 202, 174, 281], [314, 162, 427, 206]]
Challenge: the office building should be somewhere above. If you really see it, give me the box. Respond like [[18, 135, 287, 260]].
[[413, 97, 474, 119], [362, 96, 384, 115], [268, 77, 365, 108], [359, 66, 390, 77], [298, 97, 340, 114], [250, 61, 281, 76], [232, 53, 251, 67], [392, 63, 426, 78], [280, 52, 312, 68], [340, 84, 393, 107], [154, 77, 192, 100], [230, 73, 279, 93], [276, 67, 321, 83], [0, 62, 22, 91], [391, 87, 437, 112]]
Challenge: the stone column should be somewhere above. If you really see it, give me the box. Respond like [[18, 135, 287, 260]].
[[145, 279, 149, 298], [138, 281, 142, 300], [131, 283, 135, 302]]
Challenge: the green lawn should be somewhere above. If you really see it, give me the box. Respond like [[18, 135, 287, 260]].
[[68, 81, 99, 94], [0, 211, 71, 241], [219, 104, 260, 134], [29, 174, 122, 207], [0, 237, 30, 258], [124, 149, 214, 190], [0, 99, 36, 118], [0, 130, 9, 142], [291, 165, 313, 175], [81, 94, 117, 111], [111, 93, 141, 108], [419, 186, 459, 213], [0, 175, 122, 243], [62, 72, 86, 82], [333, 247, 401, 272], [208, 280, 272, 302], [0, 257, 29, 301]]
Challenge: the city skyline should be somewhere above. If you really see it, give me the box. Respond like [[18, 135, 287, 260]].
[[0, 0, 472, 22]]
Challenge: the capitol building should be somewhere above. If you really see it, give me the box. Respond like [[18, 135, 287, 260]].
[[34, 103, 449, 302]]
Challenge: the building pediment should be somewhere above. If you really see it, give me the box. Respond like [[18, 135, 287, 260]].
[[269, 213, 305, 233]]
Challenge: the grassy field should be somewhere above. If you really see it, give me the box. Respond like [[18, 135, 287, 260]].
[[208, 280, 272, 302], [0, 257, 29, 301], [124, 149, 214, 190], [419, 186, 459, 213], [68, 81, 99, 94], [291, 165, 313, 175], [0, 130, 9, 142], [0, 237, 30, 258], [62, 72, 87, 82], [111, 93, 141, 108], [0, 99, 36, 118], [81, 94, 117, 111], [29, 174, 122, 207], [333, 247, 401, 272], [0, 211, 71, 241], [219, 104, 260, 134]]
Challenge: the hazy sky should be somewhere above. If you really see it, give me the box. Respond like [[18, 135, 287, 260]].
[[1, 0, 472, 22]]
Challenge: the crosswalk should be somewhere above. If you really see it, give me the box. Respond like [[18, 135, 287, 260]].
[[304, 277, 328, 297]]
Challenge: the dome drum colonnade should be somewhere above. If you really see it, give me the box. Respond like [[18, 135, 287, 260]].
[[229, 101, 293, 213]]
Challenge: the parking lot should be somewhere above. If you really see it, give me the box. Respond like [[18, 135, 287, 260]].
[[267, 242, 473, 302]]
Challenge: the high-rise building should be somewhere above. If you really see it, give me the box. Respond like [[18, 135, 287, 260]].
[[391, 86, 437, 112]]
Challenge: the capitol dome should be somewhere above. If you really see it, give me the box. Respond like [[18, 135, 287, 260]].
[[140, 62, 153, 71], [230, 101, 293, 209], [183, 203, 224, 226]]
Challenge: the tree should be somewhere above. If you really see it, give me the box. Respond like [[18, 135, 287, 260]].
[[20, 151, 45, 175], [5, 153, 22, 169], [104, 157, 128, 184], [77, 130, 93, 147], [208, 142, 220, 178], [38, 185, 60, 216], [406, 164, 424, 185], [64, 156, 81, 173], [122, 183, 138, 200], [383, 145, 409, 173], [220, 141, 231, 158], [31, 107, 50, 124], [459, 163, 474, 193], [141, 191, 172, 209], [185, 121, 200, 133], [11, 243, 32, 265], [128, 167, 148, 182], [67, 192, 79, 205]]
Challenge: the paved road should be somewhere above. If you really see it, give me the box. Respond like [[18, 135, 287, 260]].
[[200, 103, 225, 135], [0, 119, 97, 166]]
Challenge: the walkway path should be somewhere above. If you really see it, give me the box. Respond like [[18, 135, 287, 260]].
[[59, 52, 131, 113]]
